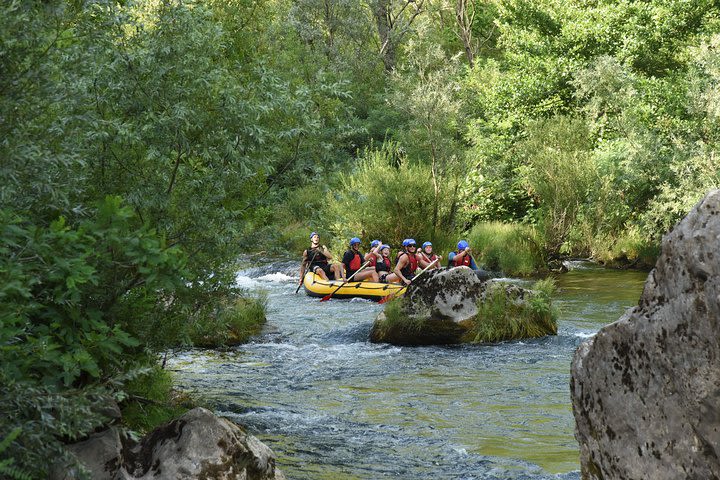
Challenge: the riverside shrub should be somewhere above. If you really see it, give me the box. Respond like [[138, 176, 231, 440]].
[[328, 143, 456, 249], [0, 198, 189, 477], [471, 279, 558, 343], [189, 293, 268, 347], [467, 222, 544, 276]]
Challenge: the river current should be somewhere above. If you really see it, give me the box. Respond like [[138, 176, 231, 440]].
[[168, 260, 647, 479]]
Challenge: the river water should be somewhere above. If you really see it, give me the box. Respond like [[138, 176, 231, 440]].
[[168, 260, 647, 479]]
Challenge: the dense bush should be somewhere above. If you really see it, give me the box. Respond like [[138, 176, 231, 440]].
[[470, 279, 558, 343], [467, 222, 545, 276], [327, 143, 450, 248], [190, 293, 268, 348]]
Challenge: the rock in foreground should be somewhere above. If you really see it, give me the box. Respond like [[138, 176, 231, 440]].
[[56, 407, 285, 480], [571, 189, 720, 480], [370, 267, 557, 345]]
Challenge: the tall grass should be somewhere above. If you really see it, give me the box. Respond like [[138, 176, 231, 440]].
[[189, 292, 268, 347], [467, 222, 545, 276], [122, 365, 199, 434], [470, 279, 558, 343], [327, 142, 460, 249], [373, 297, 426, 337]]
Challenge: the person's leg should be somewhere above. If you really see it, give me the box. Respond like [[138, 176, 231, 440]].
[[331, 263, 345, 281], [354, 269, 378, 282], [313, 265, 328, 280], [385, 273, 401, 284]]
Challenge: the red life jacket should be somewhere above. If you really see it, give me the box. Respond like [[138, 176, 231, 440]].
[[453, 251, 471, 267], [367, 255, 377, 268], [398, 251, 418, 278], [420, 252, 437, 266], [349, 252, 362, 270]]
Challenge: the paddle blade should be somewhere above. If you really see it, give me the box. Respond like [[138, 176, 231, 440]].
[[378, 294, 393, 304], [320, 294, 332, 302]]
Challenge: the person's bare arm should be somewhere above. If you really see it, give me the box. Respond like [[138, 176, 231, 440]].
[[394, 256, 411, 285]]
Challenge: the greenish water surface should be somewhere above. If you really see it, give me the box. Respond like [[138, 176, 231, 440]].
[[168, 260, 647, 479]]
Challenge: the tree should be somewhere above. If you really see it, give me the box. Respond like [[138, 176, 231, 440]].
[[389, 43, 465, 236], [369, 0, 426, 71]]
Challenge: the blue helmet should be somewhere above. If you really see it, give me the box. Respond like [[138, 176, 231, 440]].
[[370, 239, 381, 248], [381, 244, 390, 251], [401, 239, 410, 247], [448, 251, 456, 262], [350, 237, 361, 246], [422, 241, 432, 248], [310, 231, 319, 240], [457, 240, 469, 251], [405, 238, 417, 248]]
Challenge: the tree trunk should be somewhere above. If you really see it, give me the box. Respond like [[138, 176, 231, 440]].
[[455, 0, 475, 67], [373, 0, 396, 72]]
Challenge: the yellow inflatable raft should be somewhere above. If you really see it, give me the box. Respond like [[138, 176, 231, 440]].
[[303, 272, 406, 301]]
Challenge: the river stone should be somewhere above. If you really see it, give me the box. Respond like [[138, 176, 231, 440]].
[[571, 189, 720, 480], [55, 407, 285, 480], [403, 266, 484, 320]]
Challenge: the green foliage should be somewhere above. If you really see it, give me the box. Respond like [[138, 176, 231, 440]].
[[0, 197, 185, 387], [0, 428, 30, 480], [516, 116, 597, 253], [471, 280, 558, 343], [373, 297, 426, 338], [467, 222, 545, 276], [4, 0, 720, 474], [327, 141, 458, 248], [0, 369, 138, 480], [121, 364, 197, 434], [190, 293, 268, 348]]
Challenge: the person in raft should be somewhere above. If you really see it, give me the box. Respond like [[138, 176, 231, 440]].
[[375, 244, 401, 283], [342, 237, 379, 282], [394, 238, 419, 285], [417, 241, 442, 270], [365, 239, 382, 269], [452, 240, 479, 269], [300, 232, 345, 281]]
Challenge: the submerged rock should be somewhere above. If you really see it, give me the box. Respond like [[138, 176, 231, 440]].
[[55, 407, 285, 480], [571, 189, 720, 480], [370, 267, 556, 345]]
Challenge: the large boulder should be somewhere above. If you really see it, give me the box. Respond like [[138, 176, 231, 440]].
[[571, 189, 720, 480], [56, 407, 285, 480], [370, 267, 556, 345]]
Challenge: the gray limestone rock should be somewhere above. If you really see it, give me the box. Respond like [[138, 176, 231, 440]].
[[571, 189, 720, 480], [55, 407, 285, 480], [403, 266, 484, 320], [370, 266, 554, 345]]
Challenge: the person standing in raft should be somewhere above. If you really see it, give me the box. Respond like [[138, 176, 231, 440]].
[[342, 237, 379, 282], [394, 238, 419, 285], [417, 241, 442, 270], [300, 232, 345, 282], [452, 240, 479, 269]]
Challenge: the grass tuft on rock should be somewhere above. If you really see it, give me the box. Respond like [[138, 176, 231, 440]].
[[469, 279, 558, 343], [374, 297, 426, 337], [190, 292, 268, 348], [122, 365, 201, 434]]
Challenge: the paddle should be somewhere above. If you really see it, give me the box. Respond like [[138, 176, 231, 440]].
[[296, 249, 320, 294], [320, 260, 371, 302], [378, 257, 439, 304], [467, 251, 479, 270]]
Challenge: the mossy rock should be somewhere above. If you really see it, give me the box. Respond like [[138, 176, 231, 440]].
[[370, 269, 558, 345]]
